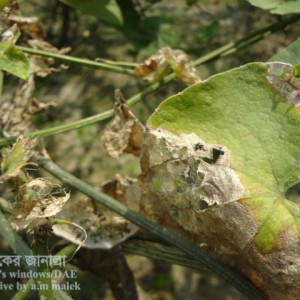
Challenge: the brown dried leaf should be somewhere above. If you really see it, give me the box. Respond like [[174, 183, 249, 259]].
[[101, 90, 144, 158], [8, 15, 46, 39], [0, 75, 57, 136], [135, 47, 201, 85], [27, 39, 70, 77]]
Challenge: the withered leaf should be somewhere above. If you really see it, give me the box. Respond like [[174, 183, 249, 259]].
[[12, 178, 70, 230], [27, 39, 70, 77], [135, 47, 201, 85], [8, 15, 46, 39], [101, 90, 144, 158]]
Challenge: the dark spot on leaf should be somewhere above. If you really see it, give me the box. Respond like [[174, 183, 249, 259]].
[[194, 143, 204, 151]]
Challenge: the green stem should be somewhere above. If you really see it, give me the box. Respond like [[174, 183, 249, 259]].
[[0, 71, 3, 102], [1, 15, 298, 148], [35, 153, 266, 300], [16, 46, 135, 76], [11, 279, 35, 300], [32, 239, 54, 300], [123, 241, 208, 272], [191, 14, 300, 66], [96, 57, 138, 67]]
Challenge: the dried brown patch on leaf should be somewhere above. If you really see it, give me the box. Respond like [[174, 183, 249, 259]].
[[53, 196, 138, 249], [0, 75, 56, 136], [102, 174, 141, 212], [139, 127, 244, 233], [27, 39, 70, 77], [8, 15, 45, 39], [101, 90, 144, 158], [135, 47, 201, 85]]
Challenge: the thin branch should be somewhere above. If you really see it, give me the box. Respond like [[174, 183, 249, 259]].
[[35, 153, 266, 300], [0, 15, 299, 147], [191, 14, 300, 66], [17, 46, 135, 76]]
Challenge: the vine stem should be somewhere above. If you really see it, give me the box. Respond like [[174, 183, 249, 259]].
[[16, 46, 135, 76], [35, 153, 266, 300], [0, 15, 299, 147]]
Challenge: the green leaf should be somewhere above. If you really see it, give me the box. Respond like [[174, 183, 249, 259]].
[[147, 62, 300, 253], [0, 137, 34, 181], [293, 63, 300, 77], [0, 0, 11, 10], [0, 42, 29, 79], [59, 0, 123, 29], [269, 37, 300, 65], [247, 0, 300, 15]]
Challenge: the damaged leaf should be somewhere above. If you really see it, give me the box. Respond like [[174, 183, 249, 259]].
[[0, 137, 35, 181], [12, 178, 70, 230], [27, 39, 70, 77], [0, 41, 29, 79], [0, 25, 29, 79], [101, 90, 144, 158], [142, 62, 300, 299], [0, 138, 70, 230], [8, 15, 46, 39], [135, 47, 201, 85]]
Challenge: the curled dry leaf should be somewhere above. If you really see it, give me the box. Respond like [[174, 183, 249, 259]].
[[101, 90, 144, 158], [12, 178, 70, 230], [8, 15, 46, 39], [138, 62, 300, 299], [27, 39, 70, 77], [135, 47, 201, 85]]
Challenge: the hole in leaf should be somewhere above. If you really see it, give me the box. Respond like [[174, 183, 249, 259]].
[[202, 148, 224, 164], [286, 183, 300, 205]]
